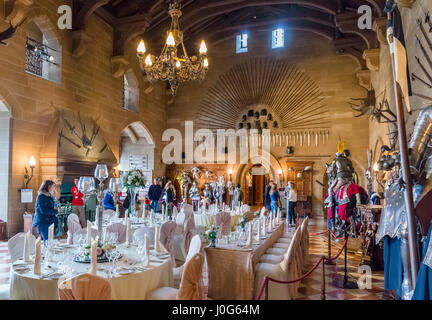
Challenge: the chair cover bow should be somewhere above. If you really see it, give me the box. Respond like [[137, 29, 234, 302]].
[[160, 221, 177, 266], [177, 253, 204, 300], [215, 211, 231, 238], [58, 273, 111, 300]]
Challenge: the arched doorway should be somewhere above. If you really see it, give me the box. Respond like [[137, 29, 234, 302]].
[[0, 99, 11, 223], [237, 152, 282, 207]]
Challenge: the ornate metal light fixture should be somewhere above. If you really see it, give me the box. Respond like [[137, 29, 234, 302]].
[[136, 0, 209, 96]]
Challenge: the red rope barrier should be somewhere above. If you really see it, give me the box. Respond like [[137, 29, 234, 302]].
[[255, 238, 347, 300], [328, 228, 346, 240]]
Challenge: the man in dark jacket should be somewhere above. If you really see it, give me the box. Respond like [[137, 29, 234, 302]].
[[264, 180, 274, 210], [147, 178, 162, 213]]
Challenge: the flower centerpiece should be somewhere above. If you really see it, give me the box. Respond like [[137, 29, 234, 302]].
[[201, 226, 219, 248], [240, 212, 252, 231], [122, 168, 147, 218], [78, 242, 116, 263]]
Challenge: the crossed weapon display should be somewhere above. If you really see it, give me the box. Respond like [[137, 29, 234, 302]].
[[413, 13, 432, 89], [59, 113, 107, 156]]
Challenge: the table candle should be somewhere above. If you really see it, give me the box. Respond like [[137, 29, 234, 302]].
[[262, 217, 266, 237], [268, 214, 273, 232], [33, 237, 41, 275], [115, 204, 119, 217], [23, 231, 30, 263]]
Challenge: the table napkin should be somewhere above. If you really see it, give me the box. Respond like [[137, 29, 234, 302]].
[[244, 223, 253, 249], [33, 237, 41, 275], [88, 238, 97, 275], [255, 219, 261, 243], [143, 233, 150, 267], [23, 231, 30, 263], [155, 225, 162, 253], [261, 217, 266, 237], [126, 219, 131, 246]]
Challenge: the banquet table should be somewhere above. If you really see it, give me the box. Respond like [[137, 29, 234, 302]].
[[10, 243, 173, 300], [194, 213, 241, 231], [204, 221, 285, 300]]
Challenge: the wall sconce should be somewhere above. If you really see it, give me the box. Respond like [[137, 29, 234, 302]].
[[24, 156, 36, 188], [228, 168, 233, 181], [278, 169, 283, 187]]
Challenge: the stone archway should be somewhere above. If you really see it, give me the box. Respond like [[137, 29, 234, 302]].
[[120, 121, 155, 185], [236, 152, 283, 205]]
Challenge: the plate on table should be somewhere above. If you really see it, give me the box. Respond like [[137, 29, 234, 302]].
[[14, 265, 31, 272], [58, 244, 76, 249], [46, 273, 65, 280], [117, 268, 135, 275]]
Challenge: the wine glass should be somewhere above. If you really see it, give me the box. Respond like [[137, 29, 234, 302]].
[[105, 250, 114, 278]]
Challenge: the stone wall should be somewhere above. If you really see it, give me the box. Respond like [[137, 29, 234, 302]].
[[168, 30, 370, 217], [0, 0, 167, 236], [368, 0, 432, 192]]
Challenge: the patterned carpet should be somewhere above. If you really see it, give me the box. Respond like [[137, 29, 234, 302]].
[[0, 217, 385, 300]]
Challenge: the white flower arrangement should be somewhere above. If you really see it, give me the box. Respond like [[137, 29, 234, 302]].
[[122, 169, 147, 189]]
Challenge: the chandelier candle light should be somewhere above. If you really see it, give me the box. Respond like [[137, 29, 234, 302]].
[[136, 0, 209, 96]]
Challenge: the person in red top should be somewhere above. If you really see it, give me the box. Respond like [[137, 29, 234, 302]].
[[72, 177, 86, 227]]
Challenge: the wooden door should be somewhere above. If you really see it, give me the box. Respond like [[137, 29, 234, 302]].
[[253, 175, 264, 206]]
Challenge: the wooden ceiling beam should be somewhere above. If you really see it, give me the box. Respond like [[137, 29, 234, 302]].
[[144, 0, 338, 38]]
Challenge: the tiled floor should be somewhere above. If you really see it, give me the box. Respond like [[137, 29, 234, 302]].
[[296, 218, 385, 300], [0, 217, 385, 300]]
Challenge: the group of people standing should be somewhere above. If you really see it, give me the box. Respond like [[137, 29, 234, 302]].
[[264, 180, 298, 227]]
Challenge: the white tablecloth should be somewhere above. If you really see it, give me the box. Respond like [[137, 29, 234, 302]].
[[10, 243, 173, 300], [194, 213, 240, 231]]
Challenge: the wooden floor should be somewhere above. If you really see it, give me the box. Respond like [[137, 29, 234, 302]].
[[296, 218, 385, 300]]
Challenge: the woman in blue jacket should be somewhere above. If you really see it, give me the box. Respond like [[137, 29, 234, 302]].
[[33, 180, 58, 242], [103, 189, 115, 210], [269, 183, 281, 216]]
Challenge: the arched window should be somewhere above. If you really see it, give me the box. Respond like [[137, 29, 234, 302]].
[[123, 70, 139, 113], [25, 20, 62, 83]]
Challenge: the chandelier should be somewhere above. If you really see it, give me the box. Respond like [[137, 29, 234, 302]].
[[136, 0, 209, 96]]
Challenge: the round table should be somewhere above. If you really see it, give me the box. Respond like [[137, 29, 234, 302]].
[[10, 243, 174, 300]]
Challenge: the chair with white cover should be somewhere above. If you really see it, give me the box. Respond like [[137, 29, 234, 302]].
[[105, 223, 127, 243], [7, 232, 36, 263], [67, 214, 82, 245], [147, 253, 205, 300], [103, 209, 115, 220], [58, 273, 111, 300], [254, 227, 302, 300], [72, 228, 98, 244], [300, 216, 310, 270], [160, 221, 177, 266], [133, 226, 155, 246], [172, 205, 179, 220], [173, 235, 201, 287], [174, 204, 195, 261]]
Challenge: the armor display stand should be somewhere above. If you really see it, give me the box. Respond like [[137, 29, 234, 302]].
[[332, 231, 358, 289]]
